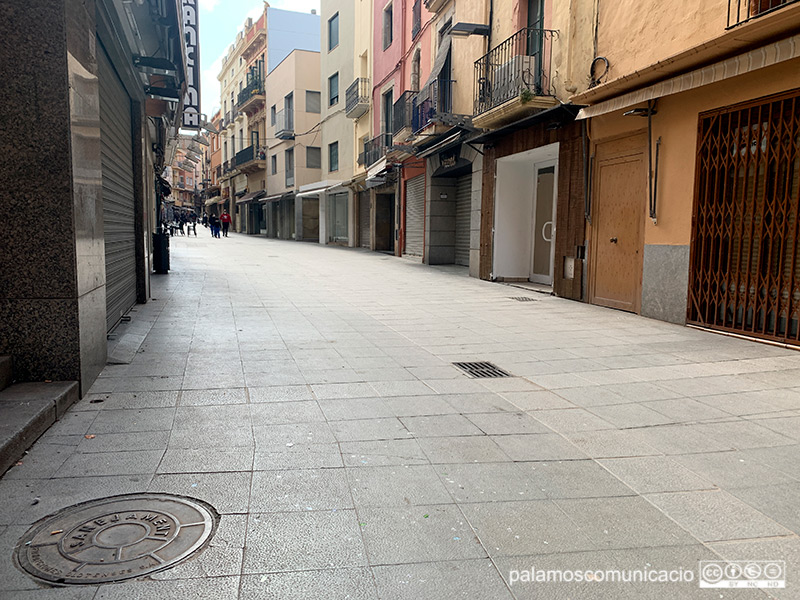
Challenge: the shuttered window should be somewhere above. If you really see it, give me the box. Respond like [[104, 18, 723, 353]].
[[307, 146, 321, 169], [405, 174, 425, 256], [359, 191, 371, 248], [455, 174, 471, 266], [306, 91, 321, 114], [99, 44, 137, 332]]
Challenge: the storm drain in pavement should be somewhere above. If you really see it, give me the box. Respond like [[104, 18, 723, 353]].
[[15, 493, 217, 585], [508, 296, 538, 302], [453, 361, 512, 378]]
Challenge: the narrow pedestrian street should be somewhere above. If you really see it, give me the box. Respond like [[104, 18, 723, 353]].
[[2, 233, 799, 599]]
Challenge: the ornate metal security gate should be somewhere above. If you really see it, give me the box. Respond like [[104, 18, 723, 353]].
[[688, 89, 800, 345]]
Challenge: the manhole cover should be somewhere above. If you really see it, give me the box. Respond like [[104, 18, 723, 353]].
[[15, 494, 217, 586]]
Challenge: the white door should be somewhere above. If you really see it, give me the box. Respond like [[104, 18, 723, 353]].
[[529, 160, 558, 285]]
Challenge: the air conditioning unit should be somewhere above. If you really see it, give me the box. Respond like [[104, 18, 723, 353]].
[[492, 55, 534, 104]]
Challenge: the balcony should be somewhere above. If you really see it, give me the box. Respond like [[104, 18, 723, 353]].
[[412, 79, 453, 134], [728, 0, 799, 26], [220, 157, 237, 179], [237, 77, 265, 113], [235, 144, 266, 175], [423, 0, 448, 14], [392, 90, 417, 140], [225, 111, 235, 129], [364, 132, 392, 167], [473, 28, 557, 128], [275, 108, 294, 140], [345, 78, 370, 119]]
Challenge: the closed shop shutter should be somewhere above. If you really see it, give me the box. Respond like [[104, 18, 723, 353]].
[[99, 45, 137, 332], [329, 193, 349, 242], [455, 174, 471, 266], [359, 191, 371, 248], [405, 174, 425, 256]]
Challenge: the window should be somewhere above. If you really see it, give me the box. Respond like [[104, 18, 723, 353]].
[[285, 93, 294, 130], [270, 105, 276, 125], [307, 146, 321, 169], [285, 148, 294, 186], [328, 13, 339, 51], [383, 3, 393, 50], [306, 91, 321, 114], [329, 142, 339, 172], [412, 0, 421, 38], [382, 89, 393, 134], [329, 73, 339, 106], [271, 154, 277, 174]]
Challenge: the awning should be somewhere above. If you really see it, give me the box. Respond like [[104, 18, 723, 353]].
[[326, 182, 348, 194], [263, 193, 284, 203], [417, 131, 463, 158], [420, 35, 452, 93], [236, 190, 266, 204], [366, 157, 387, 179], [204, 196, 223, 206], [470, 104, 582, 144], [576, 33, 800, 120]]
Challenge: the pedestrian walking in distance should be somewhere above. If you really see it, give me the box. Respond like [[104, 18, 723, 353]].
[[209, 214, 220, 238], [220, 209, 232, 237], [202, 212, 208, 228]]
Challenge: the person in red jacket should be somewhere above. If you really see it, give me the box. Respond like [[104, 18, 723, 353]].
[[220, 209, 232, 237]]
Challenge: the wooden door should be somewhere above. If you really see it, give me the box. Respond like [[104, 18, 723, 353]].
[[590, 137, 646, 313]]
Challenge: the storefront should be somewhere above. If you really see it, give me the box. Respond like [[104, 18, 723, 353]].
[[475, 105, 585, 300], [578, 43, 800, 332]]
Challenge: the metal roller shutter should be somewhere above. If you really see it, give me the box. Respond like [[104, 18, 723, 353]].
[[455, 174, 471, 266], [99, 45, 137, 332], [405, 174, 425, 256], [359, 191, 371, 248]]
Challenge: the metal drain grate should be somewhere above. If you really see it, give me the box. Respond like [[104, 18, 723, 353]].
[[453, 361, 512, 378], [509, 296, 538, 302]]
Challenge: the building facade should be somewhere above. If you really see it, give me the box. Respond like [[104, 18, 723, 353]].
[[265, 49, 323, 240], [0, 0, 188, 392], [573, 0, 800, 345], [304, 0, 357, 248]]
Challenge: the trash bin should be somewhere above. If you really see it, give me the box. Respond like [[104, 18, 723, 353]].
[[153, 231, 170, 274]]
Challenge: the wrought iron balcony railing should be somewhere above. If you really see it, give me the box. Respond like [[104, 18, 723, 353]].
[[222, 157, 236, 174], [364, 132, 392, 167], [473, 27, 555, 116], [727, 0, 798, 27], [392, 90, 417, 136], [237, 78, 264, 107], [346, 78, 370, 119], [235, 145, 254, 166], [235, 145, 267, 168], [412, 79, 453, 134], [275, 109, 294, 139]]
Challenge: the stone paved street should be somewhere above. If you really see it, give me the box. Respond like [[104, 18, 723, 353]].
[[2, 232, 800, 599]]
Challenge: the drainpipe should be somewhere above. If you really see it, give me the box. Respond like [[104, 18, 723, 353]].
[[487, 0, 493, 50]]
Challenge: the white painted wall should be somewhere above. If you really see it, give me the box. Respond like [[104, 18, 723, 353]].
[[492, 143, 559, 279]]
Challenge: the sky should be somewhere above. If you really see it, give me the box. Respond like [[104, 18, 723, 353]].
[[198, 0, 321, 116]]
